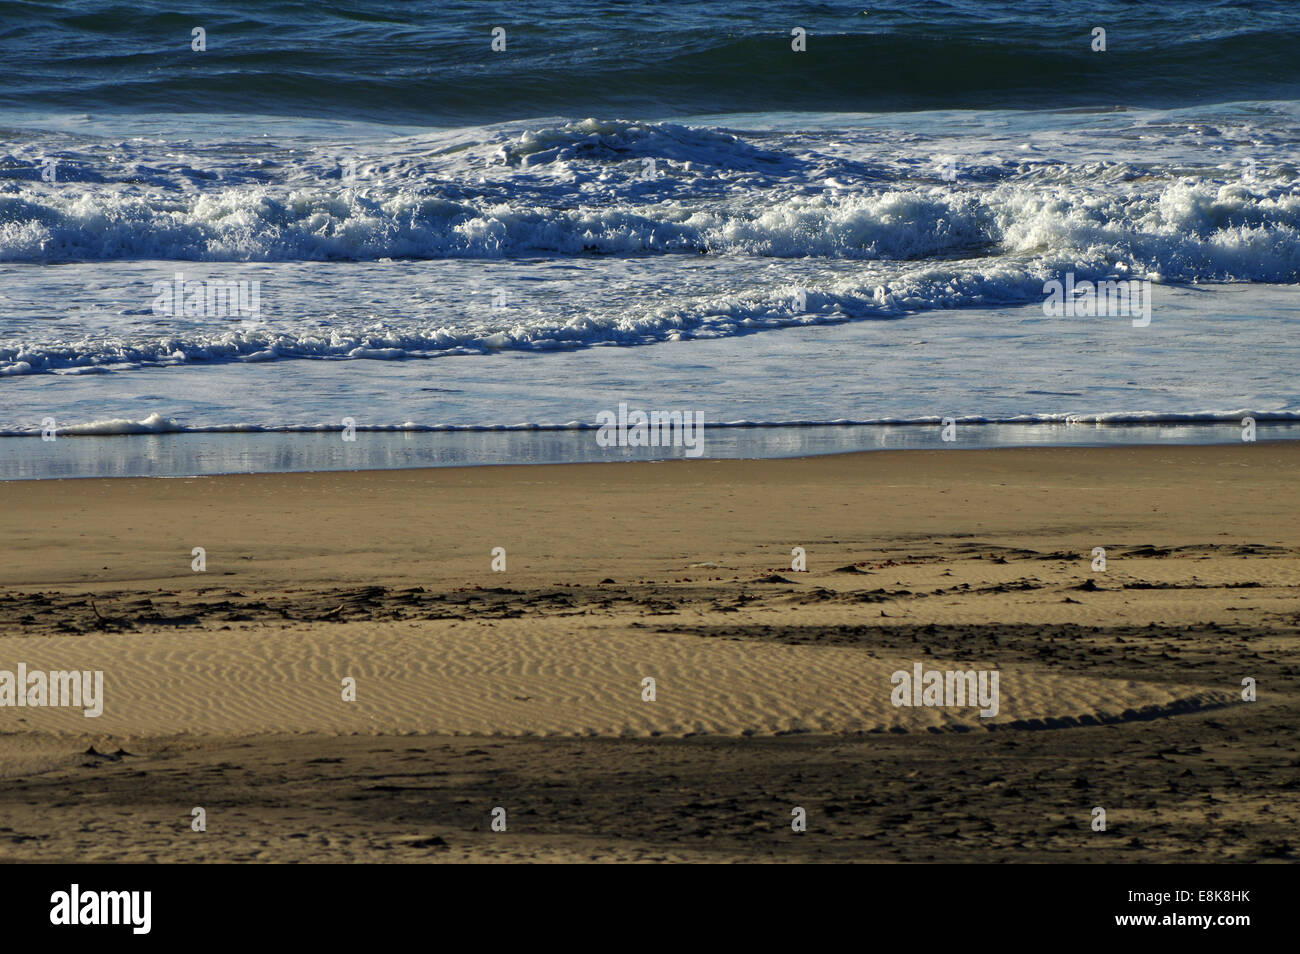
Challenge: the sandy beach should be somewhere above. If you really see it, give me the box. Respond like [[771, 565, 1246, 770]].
[[1, 442, 1297, 862]]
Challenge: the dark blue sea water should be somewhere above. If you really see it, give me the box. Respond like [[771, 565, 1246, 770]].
[[5, 1, 1300, 121]]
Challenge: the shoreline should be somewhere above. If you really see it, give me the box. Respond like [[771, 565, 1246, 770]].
[[2, 424, 1298, 483]]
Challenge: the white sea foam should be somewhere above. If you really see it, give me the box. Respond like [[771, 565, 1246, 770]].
[[3, 175, 1297, 275], [2, 110, 1298, 442], [2, 115, 1298, 274], [0, 248, 1286, 376]]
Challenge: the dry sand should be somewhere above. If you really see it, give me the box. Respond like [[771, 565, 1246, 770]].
[[0, 443, 1297, 862]]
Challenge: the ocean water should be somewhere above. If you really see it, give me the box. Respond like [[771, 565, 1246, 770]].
[[1, 1, 1298, 474]]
